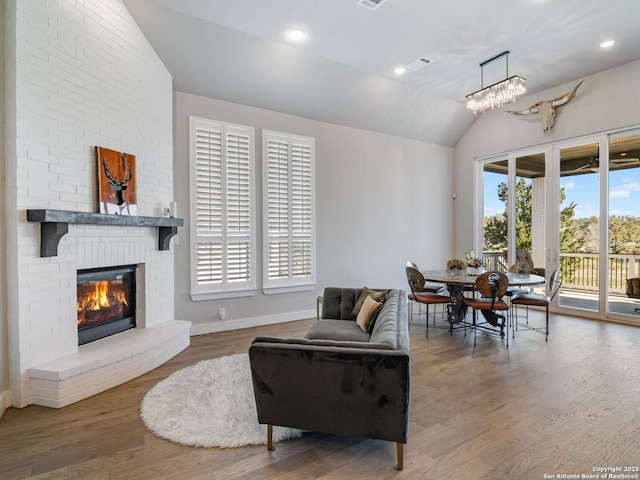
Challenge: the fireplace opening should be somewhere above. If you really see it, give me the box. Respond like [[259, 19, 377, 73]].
[[77, 265, 136, 345]]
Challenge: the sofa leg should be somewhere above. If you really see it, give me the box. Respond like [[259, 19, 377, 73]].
[[267, 424, 274, 451], [394, 442, 404, 470]]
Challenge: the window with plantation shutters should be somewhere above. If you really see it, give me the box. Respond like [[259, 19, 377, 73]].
[[263, 131, 316, 294], [189, 117, 256, 300]]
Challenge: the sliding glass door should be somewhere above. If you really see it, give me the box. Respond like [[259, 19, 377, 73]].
[[482, 157, 509, 271], [479, 129, 640, 323], [481, 149, 550, 277], [515, 152, 547, 277], [556, 140, 601, 312], [607, 132, 640, 317]]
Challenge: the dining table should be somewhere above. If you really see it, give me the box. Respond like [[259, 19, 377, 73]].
[[421, 269, 546, 324]]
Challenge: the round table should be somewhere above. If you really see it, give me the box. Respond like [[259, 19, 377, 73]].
[[421, 270, 546, 324]]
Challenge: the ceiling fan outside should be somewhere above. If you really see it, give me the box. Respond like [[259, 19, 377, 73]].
[[574, 156, 640, 172]]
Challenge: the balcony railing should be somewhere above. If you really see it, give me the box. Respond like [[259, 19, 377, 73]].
[[559, 253, 639, 293], [481, 251, 509, 272], [482, 251, 640, 294]]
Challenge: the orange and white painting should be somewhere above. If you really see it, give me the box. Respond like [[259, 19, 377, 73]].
[[96, 146, 137, 215]]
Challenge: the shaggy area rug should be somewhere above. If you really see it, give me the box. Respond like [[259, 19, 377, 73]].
[[140, 353, 304, 448]]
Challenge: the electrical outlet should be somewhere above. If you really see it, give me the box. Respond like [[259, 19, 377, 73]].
[[218, 308, 226, 320]]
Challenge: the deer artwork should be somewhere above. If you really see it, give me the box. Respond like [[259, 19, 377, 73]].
[[102, 152, 133, 215], [506, 80, 583, 135]]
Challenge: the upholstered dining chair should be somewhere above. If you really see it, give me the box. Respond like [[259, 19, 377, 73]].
[[464, 271, 510, 346], [504, 263, 532, 302], [510, 269, 562, 341], [405, 261, 445, 294], [405, 265, 452, 338]]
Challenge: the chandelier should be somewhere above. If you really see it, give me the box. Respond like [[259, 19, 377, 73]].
[[465, 50, 526, 116]]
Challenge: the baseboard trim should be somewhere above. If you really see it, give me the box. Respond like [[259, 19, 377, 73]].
[[190, 309, 316, 335], [0, 389, 12, 419]]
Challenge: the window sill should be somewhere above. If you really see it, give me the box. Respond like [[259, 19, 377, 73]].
[[263, 283, 316, 295], [190, 289, 256, 302]]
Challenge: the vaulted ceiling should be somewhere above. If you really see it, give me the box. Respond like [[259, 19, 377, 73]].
[[124, 0, 640, 147]]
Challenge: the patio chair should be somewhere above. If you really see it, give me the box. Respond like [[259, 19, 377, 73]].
[[626, 277, 640, 312]]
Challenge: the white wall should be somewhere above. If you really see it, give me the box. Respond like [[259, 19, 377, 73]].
[[4, 0, 176, 407], [174, 92, 454, 332], [453, 59, 640, 257]]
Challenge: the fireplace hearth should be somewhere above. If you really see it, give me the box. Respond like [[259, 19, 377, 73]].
[[77, 265, 136, 345]]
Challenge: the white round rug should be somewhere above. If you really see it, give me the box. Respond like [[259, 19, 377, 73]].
[[140, 352, 304, 448]]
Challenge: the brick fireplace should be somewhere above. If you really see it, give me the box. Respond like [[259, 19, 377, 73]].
[[5, 0, 190, 409], [24, 221, 190, 408]]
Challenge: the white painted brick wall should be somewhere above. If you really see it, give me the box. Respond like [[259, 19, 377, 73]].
[[29, 320, 191, 408], [7, 0, 183, 407]]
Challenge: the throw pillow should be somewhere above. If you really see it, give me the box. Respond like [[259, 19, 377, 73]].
[[356, 295, 382, 333], [350, 288, 387, 319]]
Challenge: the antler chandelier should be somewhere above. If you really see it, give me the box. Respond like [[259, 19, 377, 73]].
[[465, 50, 526, 116]]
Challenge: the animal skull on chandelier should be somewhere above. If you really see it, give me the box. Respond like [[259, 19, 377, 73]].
[[506, 81, 583, 135]]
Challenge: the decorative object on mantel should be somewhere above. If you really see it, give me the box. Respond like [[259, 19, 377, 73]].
[[140, 353, 304, 448], [96, 146, 137, 215], [26, 209, 183, 257], [465, 249, 482, 275], [505, 81, 583, 135], [465, 50, 526, 115]]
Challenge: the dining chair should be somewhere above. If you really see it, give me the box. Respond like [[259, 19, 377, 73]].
[[405, 265, 452, 338], [464, 271, 510, 346], [406, 261, 445, 294], [406, 261, 448, 320], [510, 269, 562, 341], [503, 263, 532, 327]]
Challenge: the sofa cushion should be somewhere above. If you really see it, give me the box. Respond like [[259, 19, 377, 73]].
[[305, 319, 371, 342], [349, 288, 387, 319], [355, 295, 382, 333], [321, 288, 361, 320]]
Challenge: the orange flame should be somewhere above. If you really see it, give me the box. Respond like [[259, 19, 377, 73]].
[[77, 281, 128, 325]]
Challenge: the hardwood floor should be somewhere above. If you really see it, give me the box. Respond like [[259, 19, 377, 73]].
[[1, 311, 639, 479]]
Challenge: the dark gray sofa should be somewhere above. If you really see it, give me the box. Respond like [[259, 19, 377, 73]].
[[249, 287, 410, 470]]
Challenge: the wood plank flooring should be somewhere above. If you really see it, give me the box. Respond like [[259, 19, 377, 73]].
[[1, 311, 639, 479]]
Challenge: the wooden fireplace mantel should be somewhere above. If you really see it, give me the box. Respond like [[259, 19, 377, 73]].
[[26, 209, 184, 257]]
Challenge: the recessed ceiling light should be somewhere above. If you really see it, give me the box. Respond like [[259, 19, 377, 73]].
[[394, 67, 406, 75], [289, 29, 307, 41], [600, 39, 615, 48]]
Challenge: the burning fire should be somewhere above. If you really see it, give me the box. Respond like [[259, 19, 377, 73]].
[[77, 280, 129, 325]]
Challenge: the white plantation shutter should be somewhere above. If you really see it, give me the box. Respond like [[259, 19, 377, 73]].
[[263, 131, 315, 293], [190, 117, 255, 299]]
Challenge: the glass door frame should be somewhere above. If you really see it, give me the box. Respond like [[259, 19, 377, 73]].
[[476, 146, 553, 290], [605, 128, 640, 324], [476, 126, 640, 324], [550, 134, 607, 316]]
